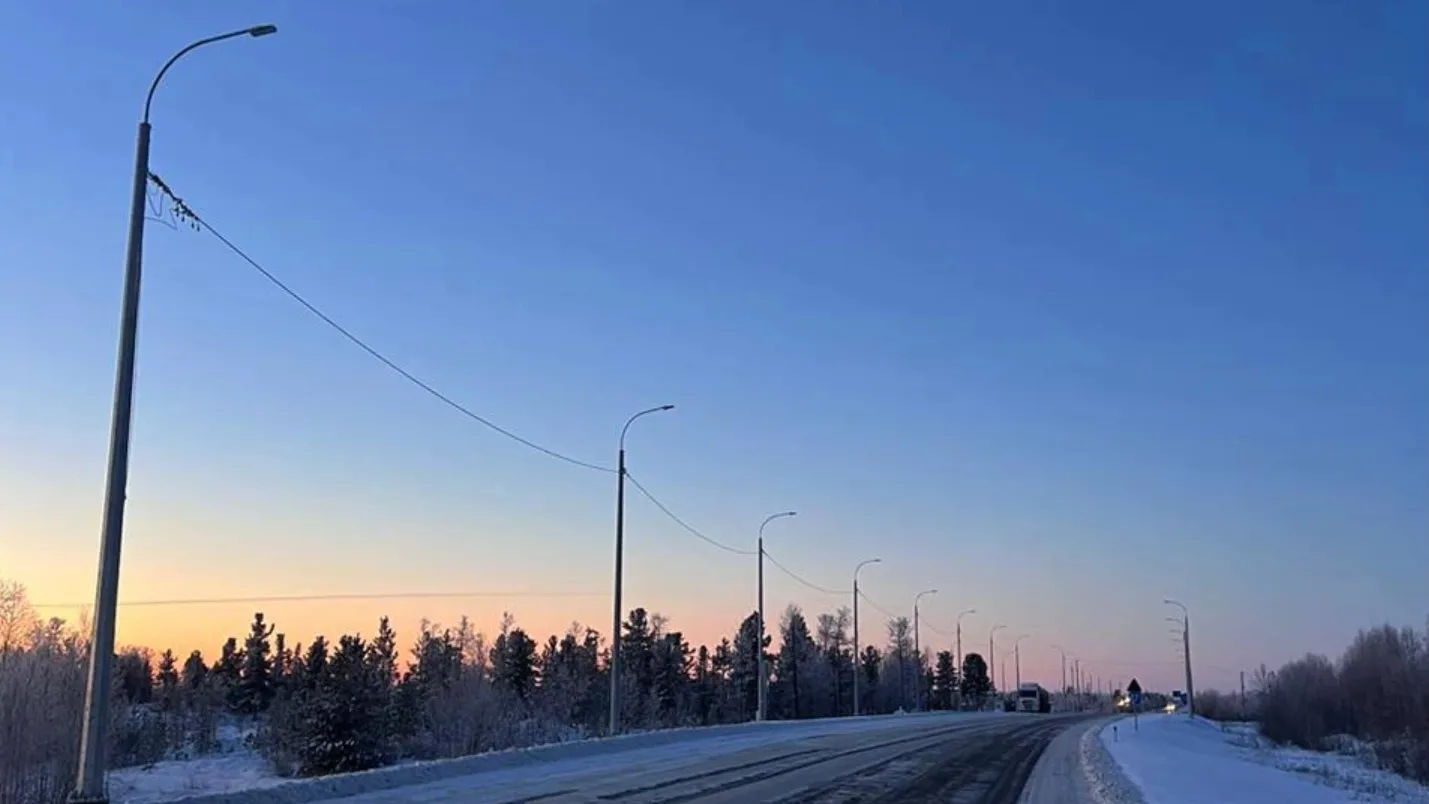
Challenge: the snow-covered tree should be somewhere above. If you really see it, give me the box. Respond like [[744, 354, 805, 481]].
[[773, 605, 818, 720], [236, 612, 276, 714], [493, 627, 538, 703], [181, 649, 208, 689]]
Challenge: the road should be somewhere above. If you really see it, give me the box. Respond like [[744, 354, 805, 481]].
[[318, 713, 1091, 804]]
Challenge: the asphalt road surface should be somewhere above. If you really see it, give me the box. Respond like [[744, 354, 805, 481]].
[[324, 713, 1091, 804]]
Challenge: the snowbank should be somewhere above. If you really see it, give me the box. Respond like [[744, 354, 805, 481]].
[[1100, 714, 1429, 804]]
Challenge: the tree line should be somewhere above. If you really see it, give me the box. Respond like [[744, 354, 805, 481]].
[[0, 579, 996, 801], [1196, 621, 1429, 784]]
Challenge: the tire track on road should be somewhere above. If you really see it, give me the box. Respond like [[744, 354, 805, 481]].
[[783, 717, 1078, 804]]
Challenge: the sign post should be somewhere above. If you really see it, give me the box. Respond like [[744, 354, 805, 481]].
[[1128, 678, 1143, 731]]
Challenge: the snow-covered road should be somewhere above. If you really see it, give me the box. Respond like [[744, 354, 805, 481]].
[[317, 712, 1078, 803], [158, 712, 1092, 804]]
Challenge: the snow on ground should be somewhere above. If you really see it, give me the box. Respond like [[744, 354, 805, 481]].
[[1077, 718, 1145, 804], [108, 710, 1000, 804], [1100, 714, 1429, 804], [108, 721, 285, 804]]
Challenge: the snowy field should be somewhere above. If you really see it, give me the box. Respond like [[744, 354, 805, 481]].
[[1099, 714, 1429, 804], [107, 711, 1002, 804], [107, 722, 288, 804]]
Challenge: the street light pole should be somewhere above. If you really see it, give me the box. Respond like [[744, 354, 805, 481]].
[[1014, 634, 1029, 689], [851, 558, 880, 716], [954, 608, 975, 711], [756, 510, 797, 722], [989, 624, 1007, 695], [608, 404, 674, 737], [72, 26, 278, 804], [1165, 598, 1195, 716], [912, 589, 936, 711], [1051, 644, 1068, 709], [955, 608, 976, 672]]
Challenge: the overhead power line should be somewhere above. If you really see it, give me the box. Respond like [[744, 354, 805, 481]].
[[763, 551, 848, 596], [922, 619, 954, 638], [147, 172, 613, 475], [623, 472, 755, 556], [857, 589, 899, 621], [33, 589, 607, 610], [146, 172, 869, 615]]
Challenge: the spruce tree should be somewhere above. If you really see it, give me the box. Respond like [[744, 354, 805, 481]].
[[731, 612, 763, 720], [859, 646, 881, 714], [495, 628, 538, 703], [959, 652, 992, 701], [291, 634, 390, 775], [156, 649, 179, 689], [214, 637, 245, 711], [693, 645, 716, 725], [651, 632, 692, 726], [775, 606, 817, 720], [181, 650, 208, 689], [933, 651, 957, 710], [238, 612, 276, 714], [301, 636, 330, 690]]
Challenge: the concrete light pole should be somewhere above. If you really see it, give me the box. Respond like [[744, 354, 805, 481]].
[[756, 510, 797, 722], [609, 404, 675, 736], [989, 623, 1007, 694], [912, 589, 937, 711], [955, 608, 976, 672], [1051, 644, 1068, 709], [1165, 598, 1195, 716], [1014, 634, 1030, 689], [851, 558, 881, 716], [72, 26, 279, 804]]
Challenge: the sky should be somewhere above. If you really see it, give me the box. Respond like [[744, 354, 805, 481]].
[[1, 1, 1425, 695]]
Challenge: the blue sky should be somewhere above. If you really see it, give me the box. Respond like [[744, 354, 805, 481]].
[[1, 1, 1425, 692]]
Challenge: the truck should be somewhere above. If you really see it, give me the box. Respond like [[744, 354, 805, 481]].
[[1016, 682, 1052, 713]]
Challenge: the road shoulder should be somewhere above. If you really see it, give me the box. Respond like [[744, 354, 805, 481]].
[[1019, 717, 1145, 804]]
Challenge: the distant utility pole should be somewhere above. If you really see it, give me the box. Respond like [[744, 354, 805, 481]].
[[1051, 644, 1068, 711], [1013, 634, 1029, 689], [989, 624, 1007, 694], [912, 589, 936, 711], [1240, 670, 1246, 718], [756, 511, 797, 722], [956, 608, 976, 672], [1165, 599, 1195, 717], [851, 558, 881, 716]]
